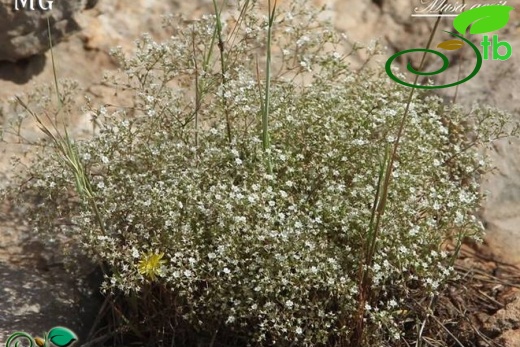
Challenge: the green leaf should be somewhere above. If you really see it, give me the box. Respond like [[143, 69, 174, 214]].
[[453, 5, 514, 35], [47, 327, 77, 347], [437, 39, 464, 50]]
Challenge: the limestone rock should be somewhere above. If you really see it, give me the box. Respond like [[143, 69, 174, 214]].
[[483, 294, 520, 347], [0, 0, 95, 62]]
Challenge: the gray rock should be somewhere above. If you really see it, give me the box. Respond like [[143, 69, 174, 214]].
[[0, 208, 103, 345], [0, 0, 95, 62]]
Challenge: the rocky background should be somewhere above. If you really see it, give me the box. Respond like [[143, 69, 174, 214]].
[[1, 0, 519, 345]]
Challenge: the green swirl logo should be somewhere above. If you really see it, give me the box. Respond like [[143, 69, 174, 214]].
[[6, 327, 77, 347], [385, 5, 514, 89]]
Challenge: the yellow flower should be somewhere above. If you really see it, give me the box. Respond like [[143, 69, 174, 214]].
[[138, 252, 166, 281]]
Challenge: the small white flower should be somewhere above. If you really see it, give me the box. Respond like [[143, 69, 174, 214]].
[[296, 35, 310, 47], [409, 226, 419, 236], [248, 194, 258, 203]]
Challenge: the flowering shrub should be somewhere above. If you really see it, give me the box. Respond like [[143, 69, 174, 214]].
[[3, 1, 518, 346]]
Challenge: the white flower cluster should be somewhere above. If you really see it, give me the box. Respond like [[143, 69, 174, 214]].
[[5, 0, 518, 345]]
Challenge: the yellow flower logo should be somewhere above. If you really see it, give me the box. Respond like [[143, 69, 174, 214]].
[[138, 252, 166, 280]]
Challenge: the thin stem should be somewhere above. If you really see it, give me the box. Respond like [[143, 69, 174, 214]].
[[261, 0, 277, 174], [351, 12, 444, 347], [212, 0, 232, 144], [192, 31, 200, 148], [47, 18, 62, 108]]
